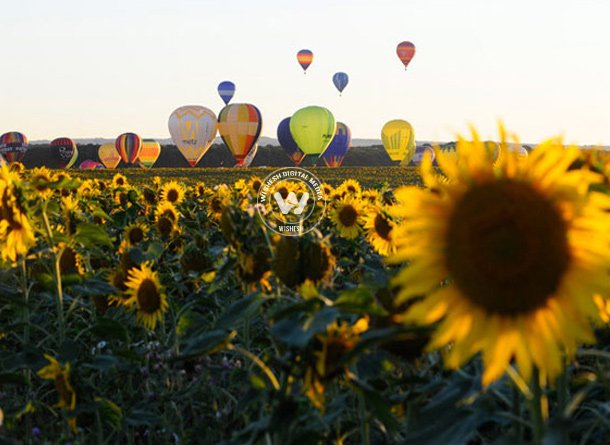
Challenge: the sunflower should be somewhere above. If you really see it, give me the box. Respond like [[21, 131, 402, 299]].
[[363, 207, 397, 256], [9, 162, 25, 174], [29, 167, 56, 199], [361, 189, 381, 205], [123, 263, 168, 330], [321, 183, 334, 197], [58, 243, 86, 276], [160, 181, 186, 205], [192, 182, 207, 198], [331, 197, 364, 239], [155, 200, 178, 223], [389, 126, 610, 385], [336, 179, 362, 198], [237, 247, 272, 292], [208, 185, 230, 221], [248, 176, 263, 194], [37, 355, 77, 432], [111, 173, 128, 188], [119, 221, 148, 253], [77, 179, 97, 198], [0, 165, 36, 262]]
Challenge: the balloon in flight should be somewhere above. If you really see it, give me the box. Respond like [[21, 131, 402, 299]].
[[0, 131, 28, 164], [297, 49, 313, 73], [217, 81, 236, 105], [289, 106, 336, 158], [168, 106, 218, 167], [321, 122, 351, 167], [381, 120, 415, 164], [115, 133, 142, 165], [277, 117, 305, 166], [217, 103, 263, 166], [396, 41, 416, 70], [138, 139, 161, 168], [332, 72, 349, 95], [98, 143, 121, 169], [50, 137, 78, 169]]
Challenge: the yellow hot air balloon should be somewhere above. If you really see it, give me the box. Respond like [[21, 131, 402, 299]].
[[98, 143, 121, 169], [289, 106, 336, 159], [138, 139, 161, 168], [217, 103, 263, 166], [382, 120, 415, 164]]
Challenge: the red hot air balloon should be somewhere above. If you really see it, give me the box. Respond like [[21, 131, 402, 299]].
[[297, 49, 313, 74], [50, 137, 78, 169], [115, 133, 142, 165], [396, 41, 416, 70]]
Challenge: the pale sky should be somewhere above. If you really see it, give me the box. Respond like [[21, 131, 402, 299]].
[[3, 0, 610, 144]]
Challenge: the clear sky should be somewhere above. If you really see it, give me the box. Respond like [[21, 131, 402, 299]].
[[3, 0, 610, 144]]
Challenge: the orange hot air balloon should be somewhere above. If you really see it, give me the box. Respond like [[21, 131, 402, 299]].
[[297, 49, 313, 73], [98, 143, 121, 169], [138, 139, 161, 168], [396, 41, 416, 70], [217, 103, 263, 166]]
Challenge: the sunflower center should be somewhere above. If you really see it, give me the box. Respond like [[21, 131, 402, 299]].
[[128, 227, 144, 244], [446, 180, 570, 316], [157, 217, 173, 235], [167, 189, 179, 202], [374, 214, 392, 240], [338, 205, 358, 227], [137, 278, 161, 313], [278, 187, 289, 199]]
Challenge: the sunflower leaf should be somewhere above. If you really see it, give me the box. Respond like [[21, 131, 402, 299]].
[[74, 222, 113, 248]]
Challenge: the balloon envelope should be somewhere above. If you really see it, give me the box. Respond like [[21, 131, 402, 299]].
[[217, 103, 263, 166], [289, 106, 336, 156], [321, 122, 351, 167], [98, 143, 121, 169], [138, 139, 161, 168], [381, 120, 415, 163], [51, 137, 78, 169], [332, 72, 349, 94], [396, 41, 416, 70], [277, 117, 305, 166], [0, 131, 28, 164], [168, 106, 218, 167], [79, 160, 104, 169], [411, 145, 436, 165], [297, 49, 313, 72], [242, 144, 258, 167], [217, 81, 236, 105], [116, 133, 142, 164]]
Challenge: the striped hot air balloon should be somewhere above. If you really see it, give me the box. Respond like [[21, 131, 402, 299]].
[[297, 49, 313, 73], [115, 133, 142, 165], [217, 81, 236, 105], [50, 137, 78, 169], [396, 41, 416, 70], [98, 143, 121, 169], [138, 139, 161, 168], [217, 103, 263, 166], [321, 122, 351, 167], [0, 131, 28, 164]]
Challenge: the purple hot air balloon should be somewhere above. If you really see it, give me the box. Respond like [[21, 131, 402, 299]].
[[277, 117, 305, 166], [320, 122, 351, 167]]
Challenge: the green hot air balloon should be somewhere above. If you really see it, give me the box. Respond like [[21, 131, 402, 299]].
[[289, 106, 336, 163]]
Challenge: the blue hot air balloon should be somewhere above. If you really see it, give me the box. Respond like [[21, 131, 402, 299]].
[[277, 117, 305, 166], [217, 81, 236, 105], [332, 72, 349, 95], [320, 122, 351, 167]]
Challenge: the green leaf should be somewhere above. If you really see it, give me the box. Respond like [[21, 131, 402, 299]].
[[179, 329, 235, 359], [83, 355, 123, 372], [91, 317, 129, 342], [74, 222, 113, 248], [126, 408, 160, 426], [334, 286, 387, 316], [271, 307, 338, 348], [95, 397, 123, 431], [215, 293, 264, 329], [0, 372, 30, 387]]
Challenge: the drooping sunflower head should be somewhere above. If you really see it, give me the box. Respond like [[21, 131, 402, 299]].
[[160, 181, 186, 205], [124, 263, 168, 331], [273, 234, 335, 289], [141, 186, 157, 205], [331, 197, 363, 240], [389, 125, 610, 385], [58, 243, 86, 276], [111, 173, 128, 188]]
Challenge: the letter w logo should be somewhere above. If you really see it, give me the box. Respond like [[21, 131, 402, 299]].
[[180, 121, 198, 140], [274, 192, 309, 215]]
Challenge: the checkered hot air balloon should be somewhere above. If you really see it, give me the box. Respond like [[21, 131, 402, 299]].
[[115, 133, 142, 165], [218, 103, 263, 167]]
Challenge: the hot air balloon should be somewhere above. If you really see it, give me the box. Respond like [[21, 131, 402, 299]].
[[242, 144, 258, 167], [0, 154, 7, 167], [332, 72, 349, 95], [168, 106, 218, 167], [217, 103, 263, 167], [0, 132, 28, 164], [115, 133, 142, 165], [381, 120, 415, 164], [297, 49, 313, 73], [218, 81, 236, 105], [320, 122, 351, 167], [79, 160, 105, 169], [50, 137, 78, 169], [396, 41, 416, 70], [411, 145, 436, 166], [290, 106, 336, 162], [277, 117, 305, 166], [98, 143, 121, 169], [138, 139, 161, 168]]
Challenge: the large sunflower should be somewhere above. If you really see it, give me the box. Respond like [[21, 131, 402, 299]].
[[331, 197, 364, 239], [363, 206, 397, 256], [389, 127, 610, 385], [124, 263, 168, 330]]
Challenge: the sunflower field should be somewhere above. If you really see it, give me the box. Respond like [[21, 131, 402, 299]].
[[4, 134, 610, 445]]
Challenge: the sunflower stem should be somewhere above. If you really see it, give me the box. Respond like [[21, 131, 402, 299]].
[[358, 391, 371, 445], [20, 257, 32, 444], [228, 344, 279, 391], [41, 203, 65, 345], [511, 384, 523, 442], [530, 367, 545, 445]]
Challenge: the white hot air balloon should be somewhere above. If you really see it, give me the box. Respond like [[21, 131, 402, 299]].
[[168, 106, 218, 167]]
